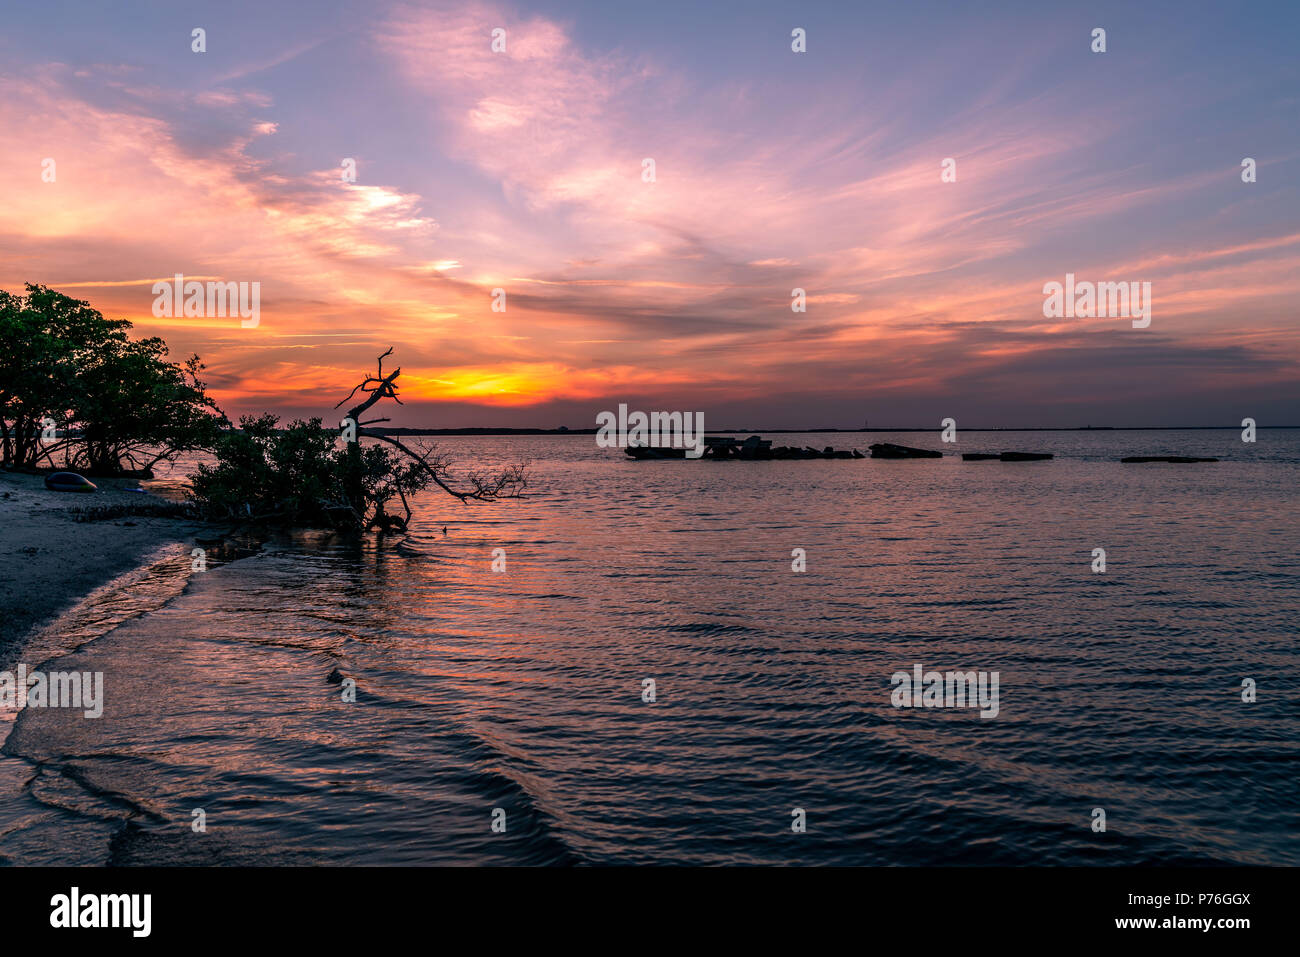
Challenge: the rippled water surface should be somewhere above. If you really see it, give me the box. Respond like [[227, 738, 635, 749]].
[[3, 430, 1298, 865]]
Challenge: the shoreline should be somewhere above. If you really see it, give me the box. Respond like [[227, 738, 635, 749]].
[[0, 471, 197, 661]]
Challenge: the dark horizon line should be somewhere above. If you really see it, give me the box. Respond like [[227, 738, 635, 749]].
[[369, 425, 1299, 436]]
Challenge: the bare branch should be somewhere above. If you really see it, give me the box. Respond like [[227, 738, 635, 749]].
[[360, 429, 528, 502], [321, 349, 529, 531], [334, 349, 402, 417]]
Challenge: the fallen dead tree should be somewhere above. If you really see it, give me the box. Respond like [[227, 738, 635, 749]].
[[190, 349, 528, 533]]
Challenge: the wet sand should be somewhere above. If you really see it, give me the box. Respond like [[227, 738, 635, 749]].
[[0, 471, 194, 657]]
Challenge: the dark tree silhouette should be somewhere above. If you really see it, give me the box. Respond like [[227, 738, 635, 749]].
[[334, 349, 528, 530]]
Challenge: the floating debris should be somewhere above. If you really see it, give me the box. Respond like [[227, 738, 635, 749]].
[[963, 451, 1054, 461], [1121, 456, 1218, 463], [626, 435, 864, 461], [869, 443, 943, 459]]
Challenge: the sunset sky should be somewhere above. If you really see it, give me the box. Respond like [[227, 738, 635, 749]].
[[2, 0, 1298, 427]]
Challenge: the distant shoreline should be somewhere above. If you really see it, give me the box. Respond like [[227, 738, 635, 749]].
[[371, 425, 1300, 436]]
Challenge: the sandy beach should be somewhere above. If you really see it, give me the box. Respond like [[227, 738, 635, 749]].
[[0, 471, 195, 656]]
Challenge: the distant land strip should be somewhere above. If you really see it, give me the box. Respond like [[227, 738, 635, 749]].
[[369, 426, 1299, 436]]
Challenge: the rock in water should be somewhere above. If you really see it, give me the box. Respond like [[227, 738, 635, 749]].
[[44, 471, 96, 493], [1121, 456, 1218, 463], [870, 443, 943, 459]]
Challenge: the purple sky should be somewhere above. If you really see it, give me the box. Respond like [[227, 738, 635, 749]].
[[2, 0, 1298, 427]]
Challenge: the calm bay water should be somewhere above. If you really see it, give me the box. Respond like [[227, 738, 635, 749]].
[[3, 430, 1298, 865]]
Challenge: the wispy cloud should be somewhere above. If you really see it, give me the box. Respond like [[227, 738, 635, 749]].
[[0, 0, 1297, 425]]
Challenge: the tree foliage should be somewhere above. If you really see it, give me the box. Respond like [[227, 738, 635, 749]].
[[189, 351, 528, 532], [0, 283, 225, 473], [188, 414, 435, 529], [0, 288, 524, 533]]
